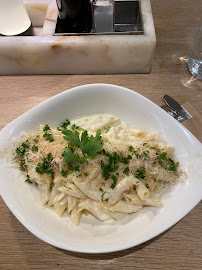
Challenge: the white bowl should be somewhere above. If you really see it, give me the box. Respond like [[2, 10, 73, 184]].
[[0, 83, 201, 253]]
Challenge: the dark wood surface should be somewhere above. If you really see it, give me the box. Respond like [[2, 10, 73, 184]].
[[0, 0, 201, 269]]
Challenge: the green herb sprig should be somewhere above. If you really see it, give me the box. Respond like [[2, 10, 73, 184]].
[[16, 140, 29, 157], [25, 175, 32, 184], [62, 129, 103, 162], [35, 153, 55, 178], [135, 166, 146, 179]]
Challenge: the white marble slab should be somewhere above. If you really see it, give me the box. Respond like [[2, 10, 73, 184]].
[[0, 0, 156, 75]]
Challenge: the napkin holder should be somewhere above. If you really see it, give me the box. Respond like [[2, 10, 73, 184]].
[[0, 0, 156, 75]]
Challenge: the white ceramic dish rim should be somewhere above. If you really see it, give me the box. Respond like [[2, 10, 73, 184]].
[[0, 83, 202, 254]]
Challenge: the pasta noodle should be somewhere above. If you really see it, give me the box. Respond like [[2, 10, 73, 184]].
[[9, 114, 181, 224]]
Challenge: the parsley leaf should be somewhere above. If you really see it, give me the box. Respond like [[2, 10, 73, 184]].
[[71, 124, 79, 130], [81, 130, 103, 157], [62, 146, 80, 164], [63, 130, 81, 147], [63, 129, 103, 158]]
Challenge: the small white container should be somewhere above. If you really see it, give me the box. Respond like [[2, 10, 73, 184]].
[[0, 0, 32, 36]]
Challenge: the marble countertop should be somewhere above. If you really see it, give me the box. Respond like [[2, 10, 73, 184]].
[[0, 0, 156, 74]]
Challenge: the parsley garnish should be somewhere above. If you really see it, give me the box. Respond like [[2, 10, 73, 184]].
[[61, 119, 70, 129], [46, 169, 55, 178], [157, 152, 179, 171], [134, 151, 140, 159], [35, 153, 55, 177], [65, 186, 72, 190], [19, 160, 25, 171], [104, 126, 110, 133], [50, 181, 54, 191], [101, 191, 107, 201], [120, 154, 132, 164], [111, 175, 118, 188], [101, 152, 119, 179], [101, 151, 132, 179], [43, 125, 50, 131], [62, 146, 80, 164], [16, 140, 29, 157], [143, 143, 147, 146], [142, 151, 150, 160], [145, 183, 150, 189], [61, 169, 68, 178], [33, 138, 39, 143], [135, 166, 146, 179], [70, 165, 80, 172], [129, 146, 133, 152], [25, 175, 32, 184], [25, 153, 32, 163], [84, 172, 88, 176], [43, 132, 54, 142], [123, 167, 129, 174], [31, 145, 38, 152], [71, 124, 79, 130], [63, 129, 103, 158], [150, 146, 159, 152], [61, 164, 80, 176], [69, 164, 80, 172], [50, 181, 54, 187]]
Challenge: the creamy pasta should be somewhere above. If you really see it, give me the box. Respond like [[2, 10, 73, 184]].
[[11, 114, 180, 224]]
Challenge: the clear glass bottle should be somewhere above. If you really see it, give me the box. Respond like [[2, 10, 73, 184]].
[[92, 0, 114, 33], [188, 26, 202, 80]]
